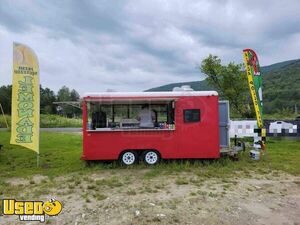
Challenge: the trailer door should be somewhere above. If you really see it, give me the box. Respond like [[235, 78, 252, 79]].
[[219, 101, 230, 148]]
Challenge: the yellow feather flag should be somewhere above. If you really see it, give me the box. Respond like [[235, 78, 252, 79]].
[[10, 43, 40, 153]]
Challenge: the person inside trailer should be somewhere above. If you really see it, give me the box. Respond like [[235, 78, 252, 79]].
[[92, 109, 107, 129], [137, 104, 156, 128]]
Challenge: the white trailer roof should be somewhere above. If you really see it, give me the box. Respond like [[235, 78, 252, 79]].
[[83, 91, 218, 98]]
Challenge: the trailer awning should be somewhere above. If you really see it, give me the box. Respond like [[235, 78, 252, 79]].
[[85, 98, 177, 105]]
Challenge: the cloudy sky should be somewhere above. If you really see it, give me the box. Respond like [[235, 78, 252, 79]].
[[0, 0, 300, 95]]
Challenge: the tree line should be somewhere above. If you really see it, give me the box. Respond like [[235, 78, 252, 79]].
[[200, 54, 255, 118], [200, 55, 300, 117], [0, 85, 81, 117]]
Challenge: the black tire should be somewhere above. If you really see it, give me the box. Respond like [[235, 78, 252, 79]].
[[142, 150, 160, 165], [119, 151, 138, 166]]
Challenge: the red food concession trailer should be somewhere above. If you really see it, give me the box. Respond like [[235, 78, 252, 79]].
[[81, 90, 230, 165]]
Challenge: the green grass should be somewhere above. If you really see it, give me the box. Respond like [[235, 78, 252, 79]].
[[0, 132, 299, 182], [262, 139, 300, 175], [95, 177, 123, 188], [40, 114, 82, 128], [0, 133, 299, 203], [0, 131, 85, 179], [175, 177, 189, 185], [0, 114, 81, 128], [264, 113, 298, 120]]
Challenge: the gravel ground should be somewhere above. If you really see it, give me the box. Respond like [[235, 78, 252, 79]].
[[1, 170, 299, 225]]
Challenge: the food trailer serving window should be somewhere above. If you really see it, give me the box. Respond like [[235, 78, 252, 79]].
[[184, 109, 200, 123], [85, 98, 176, 131]]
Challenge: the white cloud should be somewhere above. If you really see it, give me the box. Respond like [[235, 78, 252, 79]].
[[0, 0, 300, 95]]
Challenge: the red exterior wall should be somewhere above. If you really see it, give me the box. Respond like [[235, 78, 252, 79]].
[[81, 95, 220, 160]]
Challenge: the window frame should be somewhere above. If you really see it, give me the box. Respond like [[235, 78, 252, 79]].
[[183, 109, 201, 123]]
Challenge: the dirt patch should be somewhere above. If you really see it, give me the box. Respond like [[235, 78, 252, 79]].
[[5, 174, 49, 186], [1, 171, 300, 225]]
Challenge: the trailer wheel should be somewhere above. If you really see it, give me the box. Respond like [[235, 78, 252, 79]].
[[120, 151, 137, 166], [143, 150, 160, 165]]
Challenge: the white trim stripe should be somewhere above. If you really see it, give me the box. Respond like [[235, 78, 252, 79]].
[[83, 91, 218, 98]]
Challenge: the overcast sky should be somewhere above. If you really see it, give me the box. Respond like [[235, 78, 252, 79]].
[[1, 0, 300, 94]]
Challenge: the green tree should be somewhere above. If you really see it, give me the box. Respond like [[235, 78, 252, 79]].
[[0, 85, 12, 114], [40, 86, 57, 114], [70, 89, 80, 101], [57, 86, 81, 117], [57, 86, 71, 102], [200, 54, 253, 117], [70, 89, 81, 117]]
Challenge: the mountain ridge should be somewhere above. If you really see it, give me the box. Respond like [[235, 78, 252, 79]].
[[145, 58, 300, 114]]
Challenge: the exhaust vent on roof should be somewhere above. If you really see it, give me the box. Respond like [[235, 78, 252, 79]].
[[172, 85, 194, 92]]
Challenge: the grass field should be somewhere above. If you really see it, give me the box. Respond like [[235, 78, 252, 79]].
[[0, 132, 299, 180], [0, 114, 82, 128], [0, 132, 299, 224]]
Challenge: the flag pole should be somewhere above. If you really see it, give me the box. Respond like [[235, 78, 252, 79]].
[[37, 153, 39, 167], [37, 128, 40, 168], [0, 103, 9, 129]]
